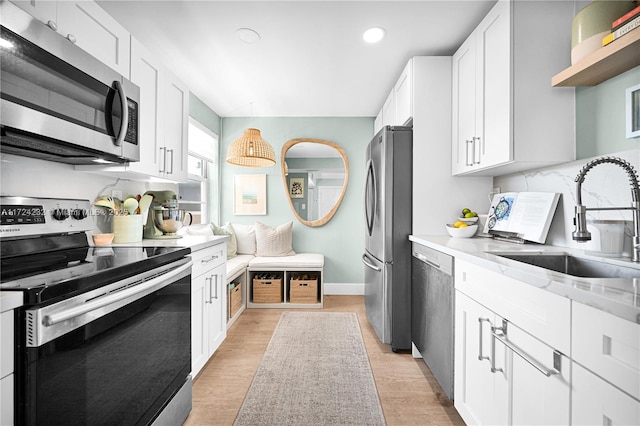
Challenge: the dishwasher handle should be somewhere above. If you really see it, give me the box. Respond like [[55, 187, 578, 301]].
[[413, 252, 441, 269]]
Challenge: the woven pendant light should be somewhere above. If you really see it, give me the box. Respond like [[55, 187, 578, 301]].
[[226, 128, 276, 167]]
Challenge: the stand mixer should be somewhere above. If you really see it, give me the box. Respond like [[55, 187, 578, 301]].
[[143, 190, 192, 239]]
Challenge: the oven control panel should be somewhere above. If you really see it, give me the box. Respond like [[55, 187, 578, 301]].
[[0, 196, 93, 238]]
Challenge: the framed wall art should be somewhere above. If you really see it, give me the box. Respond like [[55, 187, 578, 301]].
[[289, 177, 305, 199], [234, 174, 267, 215]]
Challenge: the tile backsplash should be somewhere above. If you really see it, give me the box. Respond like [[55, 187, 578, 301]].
[[494, 149, 640, 256]]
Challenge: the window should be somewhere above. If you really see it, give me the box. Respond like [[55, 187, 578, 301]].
[[178, 118, 219, 225]]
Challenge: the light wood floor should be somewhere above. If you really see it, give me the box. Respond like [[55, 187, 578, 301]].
[[184, 295, 465, 425]]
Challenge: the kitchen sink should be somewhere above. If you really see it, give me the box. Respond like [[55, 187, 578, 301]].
[[490, 252, 640, 279]]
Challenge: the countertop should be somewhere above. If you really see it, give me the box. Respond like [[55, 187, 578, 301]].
[[90, 233, 229, 252], [410, 235, 640, 324]]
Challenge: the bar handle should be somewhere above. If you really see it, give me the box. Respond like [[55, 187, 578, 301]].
[[478, 318, 491, 361]]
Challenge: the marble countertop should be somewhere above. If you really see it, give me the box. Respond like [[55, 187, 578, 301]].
[[89, 233, 229, 252], [410, 235, 640, 324]]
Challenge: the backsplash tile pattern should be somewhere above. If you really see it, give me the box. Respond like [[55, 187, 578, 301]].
[[494, 149, 640, 256]]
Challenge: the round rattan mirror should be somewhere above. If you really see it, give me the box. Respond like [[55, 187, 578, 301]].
[[281, 138, 349, 227]]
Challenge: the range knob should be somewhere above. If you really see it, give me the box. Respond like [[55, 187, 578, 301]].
[[71, 208, 88, 220], [52, 208, 70, 221]]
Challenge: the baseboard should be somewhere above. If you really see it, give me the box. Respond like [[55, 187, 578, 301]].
[[324, 282, 364, 295]]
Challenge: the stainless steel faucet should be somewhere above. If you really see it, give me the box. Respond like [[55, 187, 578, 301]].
[[572, 156, 640, 262]]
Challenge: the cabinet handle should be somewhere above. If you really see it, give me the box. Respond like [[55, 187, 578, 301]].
[[205, 276, 212, 304], [167, 149, 174, 174], [212, 275, 219, 300], [201, 255, 219, 264], [465, 139, 474, 166], [47, 20, 58, 31], [473, 136, 481, 165], [66, 34, 77, 44], [491, 320, 560, 377], [478, 318, 491, 361], [159, 147, 166, 173]]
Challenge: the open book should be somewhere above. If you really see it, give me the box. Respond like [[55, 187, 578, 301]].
[[484, 192, 561, 244]]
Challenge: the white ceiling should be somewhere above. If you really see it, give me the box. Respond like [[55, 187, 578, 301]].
[[98, 1, 497, 118]]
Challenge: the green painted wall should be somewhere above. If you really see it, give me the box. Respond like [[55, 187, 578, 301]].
[[576, 65, 640, 158], [220, 117, 373, 284], [189, 92, 222, 135]]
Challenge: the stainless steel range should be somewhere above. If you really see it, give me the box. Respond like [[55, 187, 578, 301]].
[[0, 196, 193, 425]]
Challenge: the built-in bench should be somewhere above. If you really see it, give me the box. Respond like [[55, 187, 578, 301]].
[[186, 222, 324, 328]]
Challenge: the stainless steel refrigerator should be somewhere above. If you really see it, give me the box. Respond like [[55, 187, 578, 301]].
[[362, 125, 412, 352]]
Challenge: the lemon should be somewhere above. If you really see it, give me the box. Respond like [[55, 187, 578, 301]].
[[453, 221, 468, 228]]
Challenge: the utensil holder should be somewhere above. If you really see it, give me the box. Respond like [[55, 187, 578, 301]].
[[113, 215, 143, 243]]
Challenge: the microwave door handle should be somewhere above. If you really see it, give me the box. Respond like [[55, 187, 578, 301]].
[[112, 80, 129, 147]]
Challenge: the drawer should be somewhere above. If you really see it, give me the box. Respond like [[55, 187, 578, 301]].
[[572, 302, 640, 400], [455, 259, 570, 354], [572, 361, 640, 425], [190, 244, 225, 278]]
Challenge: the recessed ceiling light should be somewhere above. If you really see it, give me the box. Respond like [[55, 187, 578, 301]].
[[236, 28, 261, 44], [363, 27, 385, 43]]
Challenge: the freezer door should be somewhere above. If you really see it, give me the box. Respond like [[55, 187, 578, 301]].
[[362, 251, 391, 344]]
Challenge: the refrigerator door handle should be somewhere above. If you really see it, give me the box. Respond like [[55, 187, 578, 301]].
[[361, 254, 381, 272], [364, 159, 376, 236]]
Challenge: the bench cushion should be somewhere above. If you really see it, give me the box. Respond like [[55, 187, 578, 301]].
[[226, 255, 254, 278], [249, 253, 324, 269]]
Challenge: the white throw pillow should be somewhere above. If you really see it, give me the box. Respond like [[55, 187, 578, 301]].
[[254, 221, 296, 257], [231, 223, 256, 255], [211, 223, 238, 258]]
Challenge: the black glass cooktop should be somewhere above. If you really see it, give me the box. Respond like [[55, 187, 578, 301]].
[[1, 244, 190, 305]]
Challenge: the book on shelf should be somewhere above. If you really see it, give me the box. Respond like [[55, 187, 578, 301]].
[[612, 4, 640, 30], [602, 15, 640, 46]]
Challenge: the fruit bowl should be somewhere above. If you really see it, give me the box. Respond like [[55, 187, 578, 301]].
[[445, 224, 478, 238], [458, 216, 479, 224]]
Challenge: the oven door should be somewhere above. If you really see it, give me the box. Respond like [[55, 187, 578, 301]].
[[0, 2, 139, 164], [16, 259, 191, 426]]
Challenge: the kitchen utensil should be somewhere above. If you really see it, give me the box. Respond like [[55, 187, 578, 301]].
[[152, 207, 192, 235], [113, 215, 143, 243], [95, 197, 115, 210], [123, 198, 138, 215], [139, 194, 153, 224]]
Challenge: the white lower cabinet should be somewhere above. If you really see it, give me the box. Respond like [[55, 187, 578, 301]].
[[454, 259, 571, 425], [572, 362, 640, 425], [191, 243, 227, 377]]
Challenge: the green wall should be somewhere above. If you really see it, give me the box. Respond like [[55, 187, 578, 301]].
[[189, 92, 222, 135], [220, 117, 373, 284], [576, 65, 640, 158]]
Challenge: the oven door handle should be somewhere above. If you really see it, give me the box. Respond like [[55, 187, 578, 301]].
[[43, 261, 192, 327]]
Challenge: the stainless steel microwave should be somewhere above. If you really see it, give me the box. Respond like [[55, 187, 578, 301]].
[[0, 2, 140, 165]]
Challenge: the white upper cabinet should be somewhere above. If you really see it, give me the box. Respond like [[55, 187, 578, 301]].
[[10, 0, 131, 77], [451, 0, 575, 177], [375, 58, 414, 132], [161, 70, 189, 182], [381, 91, 395, 128]]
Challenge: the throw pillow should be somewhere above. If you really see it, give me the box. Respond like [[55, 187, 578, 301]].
[[255, 221, 296, 257], [211, 223, 237, 258], [231, 223, 256, 255]]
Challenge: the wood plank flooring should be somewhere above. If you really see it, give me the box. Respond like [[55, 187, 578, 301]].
[[184, 295, 465, 425]]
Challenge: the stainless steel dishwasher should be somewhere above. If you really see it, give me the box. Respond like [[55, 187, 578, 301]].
[[411, 242, 454, 400]]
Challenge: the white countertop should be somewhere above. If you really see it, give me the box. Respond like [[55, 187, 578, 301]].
[[90, 233, 229, 252], [410, 235, 640, 324]]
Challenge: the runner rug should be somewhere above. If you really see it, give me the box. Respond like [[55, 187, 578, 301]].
[[233, 311, 386, 425]]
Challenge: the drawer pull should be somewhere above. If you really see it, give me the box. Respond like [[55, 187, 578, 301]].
[[491, 321, 560, 377], [201, 255, 219, 263]]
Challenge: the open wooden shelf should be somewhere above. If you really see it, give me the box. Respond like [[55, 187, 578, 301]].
[[552, 26, 640, 87]]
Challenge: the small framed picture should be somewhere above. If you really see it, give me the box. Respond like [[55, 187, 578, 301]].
[[289, 177, 305, 198], [233, 174, 267, 215], [626, 83, 640, 139]]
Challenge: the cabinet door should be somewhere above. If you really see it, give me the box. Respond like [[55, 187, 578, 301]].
[[9, 0, 57, 26], [381, 91, 395, 127], [207, 264, 227, 355], [191, 273, 209, 376], [572, 362, 640, 426], [476, 0, 511, 169], [451, 34, 477, 175], [0, 374, 13, 426], [128, 37, 164, 178], [56, 1, 131, 76], [501, 322, 570, 425], [374, 110, 383, 134], [394, 60, 412, 126], [454, 292, 507, 425], [163, 70, 189, 182]]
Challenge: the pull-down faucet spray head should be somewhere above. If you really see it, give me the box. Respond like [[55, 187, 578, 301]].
[[572, 156, 640, 262]]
